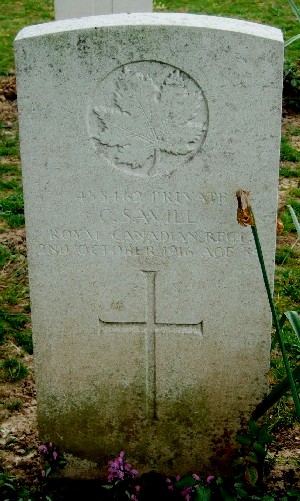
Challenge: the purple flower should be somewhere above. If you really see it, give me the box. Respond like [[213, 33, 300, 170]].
[[192, 473, 201, 481], [206, 475, 214, 483], [53, 451, 58, 460], [107, 451, 138, 482], [181, 486, 192, 497], [39, 445, 48, 454], [108, 460, 120, 471], [41, 469, 46, 477]]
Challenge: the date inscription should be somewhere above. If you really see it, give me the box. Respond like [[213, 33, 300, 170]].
[[37, 229, 254, 259]]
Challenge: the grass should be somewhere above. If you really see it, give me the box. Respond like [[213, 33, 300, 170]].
[[280, 165, 300, 177], [0, 0, 54, 75], [154, 0, 300, 62], [0, 193, 25, 228], [1, 356, 28, 381], [0, 0, 299, 73], [281, 200, 300, 232], [0, 131, 19, 157], [275, 245, 299, 265], [4, 398, 23, 412], [281, 135, 300, 162]]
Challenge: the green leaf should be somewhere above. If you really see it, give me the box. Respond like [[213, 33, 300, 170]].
[[286, 489, 300, 497], [258, 432, 274, 445], [175, 475, 198, 490], [245, 465, 259, 486], [234, 483, 248, 498], [249, 420, 259, 439], [288, 0, 300, 22], [220, 487, 236, 500], [253, 442, 267, 456], [257, 424, 274, 444], [45, 467, 52, 477], [236, 434, 251, 446], [288, 206, 300, 238], [194, 485, 212, 501], [3, 482, 16, 490], [252, 365, 300, 420], [286, 311, 300, 344], [285, 34, 300, 47], [245, 452, 259, 464]]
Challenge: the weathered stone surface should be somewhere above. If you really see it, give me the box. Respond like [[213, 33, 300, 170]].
[[54, 0, 153, 20], [15, 14, 283, 475]]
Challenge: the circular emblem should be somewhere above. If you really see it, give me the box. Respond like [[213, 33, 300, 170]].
[[89, 61, 208, 177]]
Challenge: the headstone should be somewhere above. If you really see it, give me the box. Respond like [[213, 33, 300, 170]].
[[15, 14, 283, 475], [54, 0, 153, 20]]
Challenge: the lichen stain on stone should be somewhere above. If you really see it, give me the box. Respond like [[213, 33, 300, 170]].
[[37, 381, 249, 476], [76, 35, 91, 57]]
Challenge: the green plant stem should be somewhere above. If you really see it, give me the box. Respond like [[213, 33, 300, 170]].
[[252, 364, 300, 420], [250, 211, 300, 420]]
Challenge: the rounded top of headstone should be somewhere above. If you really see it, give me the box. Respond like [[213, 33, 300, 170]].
[[15, 13, 283, 43]]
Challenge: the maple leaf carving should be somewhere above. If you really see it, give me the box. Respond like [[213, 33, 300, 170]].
[[93, 68, 207, 175]]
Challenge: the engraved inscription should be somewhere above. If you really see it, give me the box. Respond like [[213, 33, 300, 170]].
[[37, 229, 254, 259], [36, 188, 255, 260], [76, 190, 227, 205], [111, 301, 125, 311], [89, 61, 208, 177], [99, 271, 203, 420]]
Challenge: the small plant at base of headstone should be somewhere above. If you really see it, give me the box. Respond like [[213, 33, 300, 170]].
[[101, 448, 282, 500], [102, 456, 216, 500], [102, 451, 139, 500], [38, 441, 67, 498], [39, 441, 67, 476], [234, 421, 274, 490]]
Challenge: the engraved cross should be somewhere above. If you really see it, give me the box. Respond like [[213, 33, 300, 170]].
[[99, 271, 203, 420]]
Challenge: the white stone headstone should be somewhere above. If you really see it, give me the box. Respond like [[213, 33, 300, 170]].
[[54, 0, 153, 20], [15, 14, 283, 475]]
